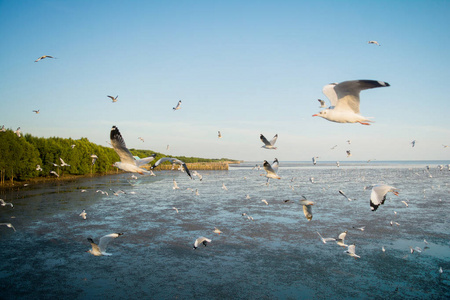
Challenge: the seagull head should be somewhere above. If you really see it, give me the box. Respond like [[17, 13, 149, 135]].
[[312, 109, 328, 118]]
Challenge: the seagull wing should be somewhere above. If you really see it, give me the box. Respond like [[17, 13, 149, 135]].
[[263, 160, 276, 175], [322, 83, 338, 107], [87, 238, 101, 253], [110, 126, 135, 165], [334, 80, 390, 114], [98, 233, 122, 253], [269, 134, 278, 146], [272, 158, 279, 172], [135, 154, 156, 167], [152, 157, 172, 168], [260, 134, 271, 146]]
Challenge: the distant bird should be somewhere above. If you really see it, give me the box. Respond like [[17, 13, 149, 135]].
[[382, 246, 386, 252], [368, 40, 380, 46], [193, 237, 211, 249], [443, 145, 449, 148], [173, 100, 182, 110], [107, 95, 118, 102], [330, 145, 338, 150], [222, 182, 228, 190], [310, 177, 314, 183], [336, 161, 340, 167], [218, 131, 222, 138], [411, 140, 416, 147], [90, 154, 98, 165], [370, 184, 399, 211], [318, 99, 326, 108], [353, 226, 365, 231], [50, 171, 59, 177], [347, 140, 351, 144], [138, 137, 144, 142], [346, 150, 352, 157], [36, 165, 43, 171], [339, 190, 352, 201], [336, 231, 348, 247], [79, 209, 87, 220], [110, 126, 156, 174], [86, 233, 123, 256], [173, 179, 180, 190], [35, 55, 55, 62], [152, 157, 192, 179], [0, 125, 5, 132], [299, 196, 314, 221], [312, 80, 390, 125], [440, 267, 443, 274], [317, 232, 336, 244], [260, 134, 278, 150], [192, 171, 203, 181], [401, 201, 409, 207], [59, 158, 70, 167], [262, 160, 281, 180], [213, 227, 222, 235], [51, 162, 59, 167], [71, 144, 76, 149], [172, 207, 179, 213], [261, 199, 269, 205], [312, 156, 318, 165], [14, 127, 21, 137], [344, 244, 360, 258], [32, 110, 40, 114], [0, 223, 16, 232], [0, 199, 13, 207]]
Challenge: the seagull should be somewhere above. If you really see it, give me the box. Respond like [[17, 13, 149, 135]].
[[262, 160, 281, 180], [59, 157, 70, 167], [0, 199, 13, 207], [172, 207, 179, 213], [411, 140, 416, 147], [347, 140, 351, 144], [312, 156, 318, 165], [368, 40, 381, 46], [152, 157, 192, 179], [14, 127, 21, 137], [218, 131, 222, 138], [71, 144, 76, 149], [50, 171, 59, 177], [173, 179, 180, 190], [36, 165, 43, 171], [346, 150, 352, 157], [353, 226, 365, 231], [299, 196, 314, 221], [310, 177, 314, 183], [35, 55, 55, 62], [317, 232, 336, 244], [382, 246, 386, 252], [107, 95, 118, 102], [193, 237, 211, 249], [344, 244, 360, 258], [440, 267, 443, 274], [312, 80, 390, 125], [336, 161, 340, 167], [32, 110, 40, 114], [318, 99, 326, 108], [86, 233, 123, 256], [138, 137, 144, 142], [91, 154, 98, 165], [370, 184, 399, 211], [192, 171, 203, 181], [339, 190, 352, 201], [336, 230, 348, 247], [261, 199, 269, 205], [79, 209, 87, 220], [110, 126, 156, 174], [330, 145, 338, 150], [0, 223, 16, 232], [0, 125, 5, 132], [401, 201, 409, 207], [222, 182, 228, 190], [260, 134, 278, 150], [173, 100, 182, 110], [213, 228, 222, 235]]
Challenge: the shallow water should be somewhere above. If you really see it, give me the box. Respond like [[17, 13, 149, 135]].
[[0, 162, 449, 299]]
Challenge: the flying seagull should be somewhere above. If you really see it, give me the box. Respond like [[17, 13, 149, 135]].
[[344, 244, 360, 258], [0, 223, 16, 232], [151, 157, 192, 179], [262, 160, 281, 180], [79, 209, 87, 220], [218, 131, 222, 138], [312, 80, 390, 125], [260, 134, 278, 150], [318, 99, 326, 108], [110, 126, 156, 174], [0, 199, 13, 207], [107, 95, 118, 102], [370, 184, 399, 211], [32, 110, 40, 114], [299, 196, 314, 221], [86, 233, 123, 256], [35, 55, 55, 62], [59, 158, 70, 167], [173, 100, 182, 110], [193, 237, 211, 249], [213, 228, 222, 235], [339, 190, 353, 201], [317, 232, 336, 244], [368, 40, 381, 46]]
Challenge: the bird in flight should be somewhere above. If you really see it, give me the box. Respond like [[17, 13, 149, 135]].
[[86, 233, 123, 256], [35, 55, 55, 62], [173, 100, 182, 110], [260, 134, 278, 150], [107, 95, 118, 102]]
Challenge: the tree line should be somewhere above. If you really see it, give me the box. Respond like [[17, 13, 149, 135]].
[[0, 129, 234, 184]]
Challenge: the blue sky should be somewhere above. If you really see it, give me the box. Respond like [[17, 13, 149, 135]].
[[1, 0, 449, 162]]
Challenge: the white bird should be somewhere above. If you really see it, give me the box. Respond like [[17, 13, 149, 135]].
[[14, 127, 21, 137], [312, 80, 390, 125], [262, 160, 281, 180], [299, 196, 314, 221], [0, 199, 13, 207], [33, 110, 40, 114], [339, 190, 352, 201], [107, 95, 118, 102], [110, 126, 156, 174], [344, 244, 360, 258], [35, 55, 55, 62], [71, 144, 76, 149], [138, 137, 144, 142], [347, 140, 351, 144], [318, 99, 326, 108], [368, 40, 380, 46], [336, 161, 340, 167], [317, 232, 336, 244], [192, 171, 203, 181], [336, 231, 348, 247], [213, 227, 222, 235], [310, 177, 315, 183], [172, 179, 180, 190], [401, 200, 409, 207], [36, 165, 43, 171], [353, 226, 365, 231], [370, 184, 399, 211], [79, 209, 87, 220], [261, 199, 269, 205], [173, 100, 182, 110], [59, 157, 70, 167], [173, 207, 179, 213], [222, 182, 228, 190], [382, 246, 386, 252], [91, 154, 98, 165], [0, 125, 5, 132], [0, 223, 16, 231], [193, 237, 211, 249], [346, 150, 352, 157], [260, 134, 278, 150], [50, 171, 59, 177], [152, 157, 192, 179], [440, 267, 443, 274], [86, 233, 123, 256], [218, 131, 222, 138], [312, 157, 318, 165]]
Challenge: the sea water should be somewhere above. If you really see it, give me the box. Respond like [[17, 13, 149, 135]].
[[0, 161, 449, 299]]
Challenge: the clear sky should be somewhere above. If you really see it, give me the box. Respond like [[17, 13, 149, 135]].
[[1, 0, 449, 162]]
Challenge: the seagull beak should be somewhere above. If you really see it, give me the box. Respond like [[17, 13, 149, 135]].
[[312, 114, 318, 117]]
